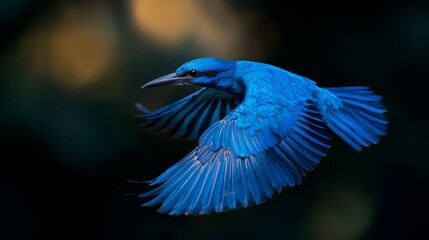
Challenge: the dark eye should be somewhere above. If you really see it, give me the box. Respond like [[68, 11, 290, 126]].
[[189, 70, 199, 77]]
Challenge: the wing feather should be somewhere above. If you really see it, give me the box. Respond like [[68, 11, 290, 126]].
[[140, 99, 332, 215], [137, 87, 242, 139]]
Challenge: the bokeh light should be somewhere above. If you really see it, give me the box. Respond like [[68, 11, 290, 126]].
[[130, 0, 277, 58], [12, 2, 119, 89], [307, 184, 376, 240]]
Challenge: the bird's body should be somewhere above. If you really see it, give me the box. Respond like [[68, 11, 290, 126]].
[[136, 58, 387, 215]]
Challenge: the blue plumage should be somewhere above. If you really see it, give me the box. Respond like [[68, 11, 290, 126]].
[[136, 58, 388, 215]]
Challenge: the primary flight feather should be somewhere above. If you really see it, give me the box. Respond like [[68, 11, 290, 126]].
[[136, 58, 387, 215]]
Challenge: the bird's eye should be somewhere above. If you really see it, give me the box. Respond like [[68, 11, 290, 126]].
[[189, 70, 199, 77]]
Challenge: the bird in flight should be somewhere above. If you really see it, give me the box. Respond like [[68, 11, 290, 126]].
[[136, 58, 387, 215]]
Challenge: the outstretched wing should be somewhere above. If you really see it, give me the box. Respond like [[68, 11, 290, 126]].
[[140, 98, 332, 215], [137, 87, 242, 139]]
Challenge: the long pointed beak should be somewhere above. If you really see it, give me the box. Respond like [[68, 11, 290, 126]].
[[142, 73, 192, 88]]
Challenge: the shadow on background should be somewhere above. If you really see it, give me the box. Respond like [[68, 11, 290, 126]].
[[1, 0, 428, 239]]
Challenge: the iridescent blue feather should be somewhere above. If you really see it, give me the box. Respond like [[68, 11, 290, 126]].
[[136, 58, 388, 215]]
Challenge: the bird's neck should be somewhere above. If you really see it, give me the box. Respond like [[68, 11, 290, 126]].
[[224, 79, 245, 96], [204, 67, 245, 97]]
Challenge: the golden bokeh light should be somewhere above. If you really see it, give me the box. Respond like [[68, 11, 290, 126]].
[[13, 3, 119, 89], [131, 0, 196, 44], [130, 0, 275, 59]]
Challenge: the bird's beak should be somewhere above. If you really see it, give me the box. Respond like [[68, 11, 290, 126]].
[[142, 73, 192, 88]]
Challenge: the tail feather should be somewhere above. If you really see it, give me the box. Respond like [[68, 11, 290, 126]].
[[319, 86, 388, 151]]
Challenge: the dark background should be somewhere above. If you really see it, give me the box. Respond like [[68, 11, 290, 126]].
[[1, 1, 428, 239]]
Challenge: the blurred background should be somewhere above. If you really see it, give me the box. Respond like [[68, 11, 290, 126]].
[[1, 0, 428, 239]]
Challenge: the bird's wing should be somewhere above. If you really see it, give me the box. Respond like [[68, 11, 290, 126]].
[[140, 98, 332, 215], [136, 87, 242, 139]]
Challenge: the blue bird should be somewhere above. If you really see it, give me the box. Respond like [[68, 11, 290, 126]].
[[136, 58, 387, 215]]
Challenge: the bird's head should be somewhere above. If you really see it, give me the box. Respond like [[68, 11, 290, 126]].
[[143, 58, 242, 94]]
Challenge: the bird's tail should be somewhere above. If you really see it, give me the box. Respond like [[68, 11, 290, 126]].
[[317, 86, 388, 151]]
